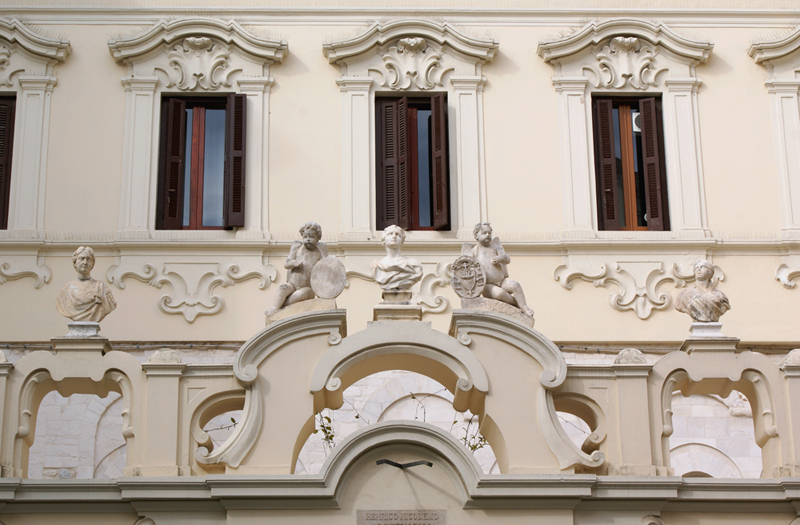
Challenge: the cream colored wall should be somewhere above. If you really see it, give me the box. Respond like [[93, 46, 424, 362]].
[[1, 8, 799, 345]]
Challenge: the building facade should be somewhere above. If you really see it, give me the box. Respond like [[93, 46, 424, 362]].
[[0, 1, 800, 523]]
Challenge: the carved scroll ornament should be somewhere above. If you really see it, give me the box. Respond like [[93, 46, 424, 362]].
[[378, 37, 446, 90], [158, 37, 241, 91], [589, 37, 665, 90]]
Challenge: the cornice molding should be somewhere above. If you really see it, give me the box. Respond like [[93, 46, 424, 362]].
[[107, 17, 287, 64], [537, 18, 713, 65], [323, 18, 498, 65], [749, 24, 800, 64], [0, 17, 70, 63]]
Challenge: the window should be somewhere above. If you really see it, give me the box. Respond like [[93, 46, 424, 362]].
[[375, 93, 450, 231], [0, 96, 15, 230], [156, 94, 246, 230], [592, 97, 669, 231]]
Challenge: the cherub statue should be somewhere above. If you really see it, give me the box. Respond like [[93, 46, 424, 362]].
[[266, 222, 328, 317], [462, 222, 534, 318], [372, 225, 422, 291], [675, 259, 730, 322], [56, 246, 117, 323]]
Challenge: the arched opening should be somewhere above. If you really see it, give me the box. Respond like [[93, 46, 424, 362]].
[[668, 392, 760, 478], [27, 389, 127, 479], [295, 371, 497, 475]]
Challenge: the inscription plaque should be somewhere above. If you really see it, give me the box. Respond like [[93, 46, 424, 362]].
[[357, 510, 446, 525]]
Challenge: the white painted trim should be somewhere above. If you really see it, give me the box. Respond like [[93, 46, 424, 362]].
[[324, 19, 498, 239], [538, 18, 713, 238], [0, 18, 70, 237], [108, 18, 287, 239]]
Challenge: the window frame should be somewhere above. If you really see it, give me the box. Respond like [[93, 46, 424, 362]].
[[375, 92, 450, 232], [591, 95, 669, 232], [0, 95, 16, 230], [156, 93, 247, 231]]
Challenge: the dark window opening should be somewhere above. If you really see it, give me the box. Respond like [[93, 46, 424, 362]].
[[376, 93, 450, 231], [0, 96, 15, 230], [592, 97, 669, 231], [157, 94, 246, 230]]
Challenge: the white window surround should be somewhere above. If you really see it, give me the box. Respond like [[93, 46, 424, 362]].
[[749, 26, 800, 288], [0, 17, 70, 239], [107, 18, 287, 240], [537, 18, 714, 239], [323, 19, 498, 240]]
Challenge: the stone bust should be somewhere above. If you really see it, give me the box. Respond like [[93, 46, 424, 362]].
[[371, 225, 422, 291], [56, 246, 117, 323], [675, 260, 730, 323]]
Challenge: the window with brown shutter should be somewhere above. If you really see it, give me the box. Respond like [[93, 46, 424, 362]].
[[376, 94, 450, 231], [157, 94, 247, 230], [0, 96, 16, 230], [591, 96, 669, 231]]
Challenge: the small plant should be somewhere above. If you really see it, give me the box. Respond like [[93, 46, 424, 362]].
[[204, 416, 237, 447], [459, 414, 487, 452], [313, 410, 335, 453]]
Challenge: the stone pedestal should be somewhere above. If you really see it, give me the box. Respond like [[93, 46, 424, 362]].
[[266, 298, 337, 326], [51, 326, 112, 356], [688, 322, 725, 338], [373, 291, 422, 321], [461, 297, 534, 328]]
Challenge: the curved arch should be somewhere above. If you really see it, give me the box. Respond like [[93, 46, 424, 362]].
[[310, 321, 488, 416], [319, 420, 483, 507], [670, 442, 743, 479], [189, 389, 246, 464]]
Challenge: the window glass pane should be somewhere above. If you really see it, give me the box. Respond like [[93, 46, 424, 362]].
[[612, 106, 626, 228], [202, 109, 226, 227], [630, 108, 647, 227], [182, 109, 193, 228], [417, 108, 432, 228]]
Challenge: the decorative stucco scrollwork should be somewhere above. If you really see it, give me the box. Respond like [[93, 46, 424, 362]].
[[590, 36, 664, 90], [0, 257, 51, 289], [107, 261, 277, 323], [775, 262, 800, 288], [554, 257, 722, 320], [379, 36, 446, 90], [159, 37, 240, 91], [194, 310, 347, 469]]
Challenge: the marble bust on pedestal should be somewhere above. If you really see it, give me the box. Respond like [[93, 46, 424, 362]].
[[371, 225, 422, 293], [675, 259, 730, 323], [56, 246, 117, 324]]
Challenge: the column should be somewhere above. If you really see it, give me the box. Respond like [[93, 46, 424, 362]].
[[119, 77, 158, 237], [766, 80, 800, 237], [141, 357, 186, 476], [337, 77, 373, 239], [451, 76, 487, 238], [553, 77, 596, 236], [237, 77, 274, 239], [7, 76, 57, 235]]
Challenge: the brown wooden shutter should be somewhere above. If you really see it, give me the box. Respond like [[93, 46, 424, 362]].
[[639, 97, 669, 231], [224, 93, 246, 228], [376, 97, 410, 230], [0, 97, 15, 230], [593, 99, 621, 230], [158, 98, 186, 230], [430, 92, 450, 230]]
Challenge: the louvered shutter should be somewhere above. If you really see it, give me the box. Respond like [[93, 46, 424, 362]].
[[0, 98, 15, 230], [430, 92, 450, 230], [639, 98, 669, 231], [224, 93, 246, 228], [593, 99, 621, 231], [376, 97, 410, 230], [158, 98, 186, 230]]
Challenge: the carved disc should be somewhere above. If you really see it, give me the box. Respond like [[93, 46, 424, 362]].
[[448, 256, 485, 299], [311, 256, 347, 299]]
